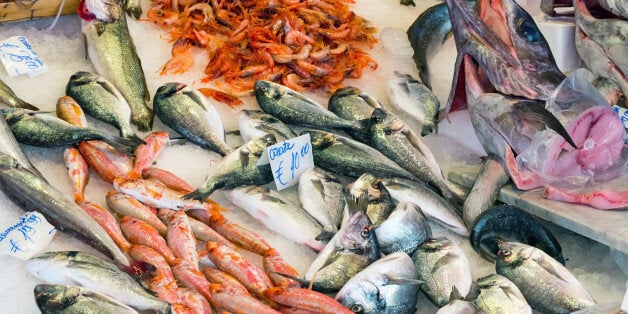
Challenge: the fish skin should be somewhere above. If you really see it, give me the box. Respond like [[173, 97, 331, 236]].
[[79, 201, 131, 253], [412, 237, 472, 307], [78, 142, 129, 183], [298, 167, 345, 233], [437, 300, 480, 313], [202, 267, 250, 295], [239, 109, 297, 143], [158, 208, 234, 247], [66, 71, 141, 140], [120, 216, 176, 265], [0, 79, 39, 110], [0, 111, 44, 180], [224, 186, 326, 251], [496, 242, 596, 313], [164, 210, 200, 270], [106, 190, 167, 236], [592, 76, 627, 108], [171, 258, 216, 306], [211, 284, 280, 314], [381, 177, 469, 236], [306, 130, 416, 181], [63, 148, 89, 203], [114, 178, 212, 211], [467, 274, 531, 314], [387, 72, 440, 136], [374, 202, 431, 255], [129, 131, 169, 179], [123, 0, 142, 19], [347, 173, 396, 227], [327, 86, 382, 141], [0, 154, 129, 266], [153, 83, 231, 156], [128, 245, 175, 282], [83, 14, 153, 131], [2, 108, 142, 156], [175, 287, 212, 314], [142, 167, 196, 193], [462, 156, 509, 228], [336, 252, 420, 314], [86, 140, 134, 174], [263, 248, 301, 288], [254, 80, 366, 133], [34, 284, 139, 314], [183, 134, 276, 201], [265, 287, 352, 314], [27, 251, 169, 313]]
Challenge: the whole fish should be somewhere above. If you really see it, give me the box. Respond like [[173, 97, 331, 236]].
[[0, 112, 44, 180], [142, 167, 196, 193], [335, 252, 420, 314], [467, 274, 531, 314], [66, 71, 142, 141], [0, 79, 39, 110], [347, 173, 395, 227], [496, 242, 596, 313], [239, 109, 297, 142], [387, 72, 440, 135], [79, 201, 131, 253], [2, 108, 142, 155], [471, 204, 564, 264], [183, 134, 276, 201], [375, 202, 431, 255], [157, 208, 234, 247], [304, 211, 379, 292], [381, 177, 469, 236], [64, 148, 89, 203], [368, 108, 462, 204], [120, 216, 176, 265], [254, 80, 366, 133], [327, 86, 381, 141], [106, 190, 167, 235], [224, 186, 327, 251], [27, 251, 170, 313], [298, 167, 345, 233], [83, 13, 153, 131], [306, 130, 415, 180], [164, 210, 199, 269], [114, 178, 212, 211], [78, 142, 129, 183], [412, 237, 472, 307], [128, 245, 175, 282], [153, 82, 231, 156], [34, 284, 138, 314], [0, 153, 129, 267], [462, 156, 509, 228], [129, 131, 169, 179], [437, 300, 480, 313]]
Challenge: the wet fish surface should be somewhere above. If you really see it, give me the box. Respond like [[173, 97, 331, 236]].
[[0, 79, 39, 110], [35, 284, 139, 314], [467, 274, 531, 314], [328, 86, 381, 141], [375, 202, 431, 255], [387, 72, 440, 135], [298, 167, 345, 233], [239, 109, 297, 142], [347, 173, 396, 227]]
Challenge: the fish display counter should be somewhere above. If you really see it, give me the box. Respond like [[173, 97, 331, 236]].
[[0, 0, 626, 312]]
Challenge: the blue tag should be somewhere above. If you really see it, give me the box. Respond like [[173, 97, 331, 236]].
[[612, 105, 628, 129], [259, 134, 315, 191], [0, 36, 48, 78]]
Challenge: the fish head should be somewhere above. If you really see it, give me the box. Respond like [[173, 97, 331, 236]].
[[253, 133, 277, 149], [419, 237, 453, 252], [254, 80, 289, 105], [331, 86, 362, 98], [336, 280, 383, 313], [369, 108, 406, 133], [68, 71, 99, 86], [306, 130, 337, 150], [445, 0, 564, 114], [0, 152, 20, 169], [154, 82, 188, 102], [496, 241, 530, 268], [339, 211, 379, 259], [349, 173, 390, 204], [26, 252, 75, 284], [34, 284, 77, 313]]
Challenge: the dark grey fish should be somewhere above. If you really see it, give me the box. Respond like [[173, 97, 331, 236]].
[[471, 204, 564, 264], [183, 134, 276, 201], [467, 274, 531, 314], [154, 82, 232, 156], [374, 202, 431, 255], [239, 109, 297, 142], [0, 79, 39, 110], [35, 284, 139, 314], [328, 86, 381, 141], [1, 108, 142, 156]]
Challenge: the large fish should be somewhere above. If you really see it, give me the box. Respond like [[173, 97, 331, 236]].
[[238, 109, 297, 143], [154, 82, 232, 156], [83, 12, 153, 131], [34, 284, 139, 314], [0, 79, 39, 110], [387, 72, 440, 135], [466, 274, 531, 314], [0, 153, 130, 267]]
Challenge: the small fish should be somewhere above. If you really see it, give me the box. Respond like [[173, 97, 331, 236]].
[[347, 173, 396, 227], [129, 132, 169, 179], [63, 148, 89, 203], [298, 167, 345, 234], [56, 96, 87, 127], [224, 186, 327, 251], [336, 252, 420, 314], [164, 210, 199, 269], [183, 134, 276, 201], [66, 71, 142, 141], [0, 79, 39, 110], [254, 80, 366, 133], [79, 201, 131, 253], [375, 202, 431, 255], [496, 242, 596, 313], [327, 86, 382, 141], [114, 178, 213, 211], [2, 108, 142, 155], [263, 248, 301, 288], [437, 300, 480, 314], [382, 177, 469, 236], [34, 284, 138, 314], [79, 142, 129, 184], [142, 167, 196, 193], [154, 82, 232, 156], [202, 267, 250, 295], [239, 109, 297, 142], [128, 245, 175, 282], [412, 237, 472, 307], [211, 284, 280, 314], [175, 287, 212, 314], [306, 130, 415, 181], [106, 190, 167, 236], [86, 140, 134, 174], [27, 251, 170, 313], [265, 287, 352, 314], [467, 274, 531, 314], [387, 72, 440, 135], [158, 208, 234, 247], [120, 216, 176, 265]]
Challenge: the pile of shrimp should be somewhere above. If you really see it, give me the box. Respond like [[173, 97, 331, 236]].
[[147, 0, 378, 92]]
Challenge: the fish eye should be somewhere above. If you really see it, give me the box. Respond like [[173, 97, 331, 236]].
[[360, 227, 370, 239], [351, 304, 364, 313], [500, 249, 512, 257], [517, 19, 541, 42]]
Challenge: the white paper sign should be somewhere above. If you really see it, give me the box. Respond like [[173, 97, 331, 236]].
[[258, 134, 314, 190], [0, 36, 48, 78], [612, 105, 628, 129], [0, 212, 56, 260]]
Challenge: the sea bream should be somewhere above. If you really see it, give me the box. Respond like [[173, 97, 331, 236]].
[[387, 72, 440, 136], [298, 167, 345, 234], [327, 86, 382, 141]]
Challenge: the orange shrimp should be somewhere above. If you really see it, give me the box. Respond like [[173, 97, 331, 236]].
[[79, 201, 131, 253], [210, 284, 281, 314], [197, 87, 243, 108], [129, 244, 175, 282], [106, 190, 167, 236], [129, 132, 170, 179], [161, 39, 195, 75], [263, 248, 300, 288], [264, 287, 353, 314], [78, 142, 129, 183], [63, 148, 89, 203], [120, 216, 176, 265], [164, 210, 199, 269]]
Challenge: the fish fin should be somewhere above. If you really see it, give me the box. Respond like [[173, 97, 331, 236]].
[[431, 252, 458, 274], [512, 102, 577, 149], [476, 111, 521, 153], [103, 134, 144, 156], [499, 285, 520, 302], [260, 192, 288, 205], [168, 137, 188, 145], [95, 77, 123, 100], [240, 148, 250, 169], [449, 286, 462, 301], [464, 281, 480, 301], [358, 92, 382, 109], [183, 89, 210, 111], [531, 253, 569, 283], [385, 276, 423, 286], [401, 127, 429, 156], [182, 189, 208, 201], [315, 230, 334, 241]]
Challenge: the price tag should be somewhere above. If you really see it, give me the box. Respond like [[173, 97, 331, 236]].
[[612, 105, 628, 129], [0, 36, 48, 78], [0, 212, 56, 260], [258, 134, 314, 190]]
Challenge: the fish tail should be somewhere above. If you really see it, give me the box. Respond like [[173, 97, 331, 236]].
[[183, 188, 211, 201], [103, 134, 145, 156], [16, 100, 40, 111]]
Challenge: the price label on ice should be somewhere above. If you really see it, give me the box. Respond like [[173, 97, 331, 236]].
[[0, 212, 56, 260], [0, 36, 48, 78], [258, 134, 314, 190]]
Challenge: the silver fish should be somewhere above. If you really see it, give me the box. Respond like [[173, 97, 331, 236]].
[[592, 76, 626, 108], [387, 71, 440, 135], [462, 156, 509, 228], [382, 177, 469, 236], [34, 284, 139, 314], [239, 109, 297, 142], [468, 274, 531, 314], [328, 86, 381, 141], [0, 114, 44, 180], [437, 300, 480, 314], [412, 237, 472, 307], [0, 79, 39, 110], [496, 242, 596, 313], [298, 167, 345, 233], [347, 173, 395, 227], [224, 186, 327, 251], [375, 202, 431, 255], [27, 251, 170, 313], [336, 252, 420, 314]]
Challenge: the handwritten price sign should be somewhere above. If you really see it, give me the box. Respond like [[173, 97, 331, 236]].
[[0, 36, 48, 77], [0, 212, 56, 260], [259, 134, 314, 190]]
